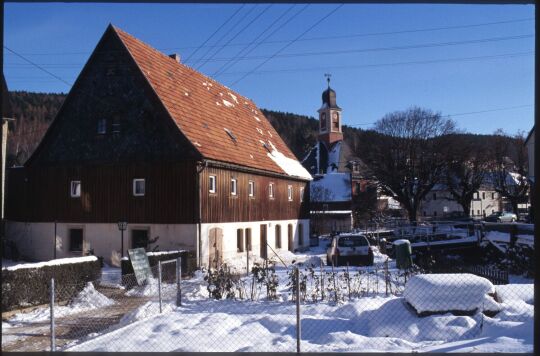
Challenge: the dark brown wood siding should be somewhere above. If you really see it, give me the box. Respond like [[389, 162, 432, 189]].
[[6, 161, 197, 224], [200, 166, 309, 223]]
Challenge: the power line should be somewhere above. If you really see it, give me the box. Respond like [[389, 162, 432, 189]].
[[5, 17, 533, 57], [183, 4, 246, 64], [195, 5, 259, 71], [214, 4, 310, 78], [230, 4, 345, 86], [6, 33, 532, 70], [212, 4, 297, 77]]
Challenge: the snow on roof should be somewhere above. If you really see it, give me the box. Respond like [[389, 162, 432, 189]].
[[2, 256, 98, 271], [393, 239, 410, 246], [266, 141, 312, 180], [310, 172, 351, 202], [404, 274, 495, 314]]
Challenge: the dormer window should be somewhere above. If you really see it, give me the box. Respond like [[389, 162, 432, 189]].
[[97, 118, 107, 134]]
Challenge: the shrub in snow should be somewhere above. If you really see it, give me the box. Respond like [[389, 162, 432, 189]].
[[204, 264, 243, 300], [403, 274, 495, 315], [2, 256, 101, 312]]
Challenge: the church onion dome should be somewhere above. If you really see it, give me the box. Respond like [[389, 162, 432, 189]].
[[321, 86, 341, 110]]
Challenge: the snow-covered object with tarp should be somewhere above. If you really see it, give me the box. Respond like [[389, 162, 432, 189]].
[[404, 274, 497, 315]]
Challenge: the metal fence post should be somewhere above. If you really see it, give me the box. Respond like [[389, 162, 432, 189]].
[[49, 278, 56, 352], [295, 266, 301, 353], [176, 257, 182, 307], [158, 261, 163, 313]]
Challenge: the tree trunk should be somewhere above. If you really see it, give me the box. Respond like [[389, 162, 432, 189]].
[[459, 200, 471, 218], [407, 206, 418, 223]]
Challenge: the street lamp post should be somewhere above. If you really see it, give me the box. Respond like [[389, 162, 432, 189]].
[[117, 221, 128, 257]]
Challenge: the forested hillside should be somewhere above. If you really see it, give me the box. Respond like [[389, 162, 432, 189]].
[[5, 91, 519, 167]]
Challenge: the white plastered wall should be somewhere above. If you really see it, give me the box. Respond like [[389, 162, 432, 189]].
[[200, 219, 310, 267], [5, 221, 197, 266]]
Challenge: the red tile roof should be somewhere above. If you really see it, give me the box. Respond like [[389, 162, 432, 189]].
[[112, 26, 307, 179]]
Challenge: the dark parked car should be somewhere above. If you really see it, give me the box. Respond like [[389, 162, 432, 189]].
[[326, 234, 374, 266]]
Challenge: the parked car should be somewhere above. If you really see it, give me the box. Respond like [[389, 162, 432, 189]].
[[484, 212, 517, 223], [326, 234, 374, 266]]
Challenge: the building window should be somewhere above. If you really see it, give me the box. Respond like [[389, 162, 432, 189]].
[[288, 224, 293, 252], [320, 112, 327, 131], [70, 181, 81, 198], [132, 229, 149, 249], [288, 185, 293, 201], [69, 228, 83, 252], [355, 182, 361, 195], [492, 192, 495, 199], [298, 224, 304, 246], [248, 180, 254, 197], [112, 117, 121, 134], [275, 225, 281, 249], [433, 193, 437, 200], [433, 211, 437, 217], [209, 176, 216, 193], [245, 228, 252, 251], [353, 163, 360, 173], [482, 192, 485, 200], [237, 229, 244, 253], [477, 210, 480, 215], [133, 179, 145, 196], [231, 178, 237, 196], [269, 183, 274, 198], [475, 192, 479, 199], [492, 209, 495, 214], [299, 187, 304, 202], [97, 118, 107, 134]]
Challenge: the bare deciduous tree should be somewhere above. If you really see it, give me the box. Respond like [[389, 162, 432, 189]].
[[444, 135, 490, 217], [489, 129, 529, 214], [363, 107, 456, 222]]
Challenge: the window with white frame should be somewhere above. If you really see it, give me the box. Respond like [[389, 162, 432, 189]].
[[209, 175, 216, 193], [269, 183, 274, 198], [300, 187, 304, 202], [97, 118, 107, 134], [287, 185, 293, 201], [231, 178, 237, 196], [70, 181, 81, 198], [248, 180, 254, 197], [133, 179, 145, 196]]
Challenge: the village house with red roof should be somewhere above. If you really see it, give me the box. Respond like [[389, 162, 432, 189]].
[[5, 25, 312, 267]]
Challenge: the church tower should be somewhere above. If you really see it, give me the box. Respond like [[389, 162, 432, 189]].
[[317, 74, 343, 147]]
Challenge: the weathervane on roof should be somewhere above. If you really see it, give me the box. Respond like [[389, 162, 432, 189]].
[[324, 73, 331, 88]]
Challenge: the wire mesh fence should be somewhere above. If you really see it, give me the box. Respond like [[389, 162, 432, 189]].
[[2, 257, 534, 353]]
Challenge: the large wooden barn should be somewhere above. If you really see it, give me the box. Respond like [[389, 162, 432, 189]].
[[5, 25, 312, 267]]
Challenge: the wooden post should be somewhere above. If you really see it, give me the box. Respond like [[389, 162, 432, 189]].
[[176, 257, 182, 307], [49, 278, 55, 351], [295, 267, 301, 353], [158, 261, 163, 313]]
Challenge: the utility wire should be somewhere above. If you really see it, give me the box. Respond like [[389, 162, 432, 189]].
[[8, 33, 532, 69], [5, 17, 533, 56], [195, 5, 259, 70], [214, 4, 309, 78], [212, 4, 296, 77], [183, 4, 246, 64], [231, 4, 345, 86]]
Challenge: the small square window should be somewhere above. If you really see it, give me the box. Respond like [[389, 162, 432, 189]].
[[248, 181, 254, 197], [69, 228, 83, 252], [268, 183, 274, 198], [70, 181, 81, 198], [209, 176, 216, 193], [133, 179, 145, 196], [287, 185, 293, 201], [97, 118, 107, 134], [231, 178, 237, 196]]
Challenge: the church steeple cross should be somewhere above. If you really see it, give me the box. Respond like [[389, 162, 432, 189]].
[[324, 73, 331, 88]]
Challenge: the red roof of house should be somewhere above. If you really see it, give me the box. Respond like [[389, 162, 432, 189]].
[[113, 26, 310, 180]]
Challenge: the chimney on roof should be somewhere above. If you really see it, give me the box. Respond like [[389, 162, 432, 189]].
[[169, 53, 181, 63]]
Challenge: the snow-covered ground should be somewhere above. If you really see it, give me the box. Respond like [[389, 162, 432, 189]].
[[65, 245, 533, 352], [2, 241, 534, 352]]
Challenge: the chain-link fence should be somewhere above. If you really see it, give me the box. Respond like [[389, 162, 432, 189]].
[[2, 257, 534, 352]]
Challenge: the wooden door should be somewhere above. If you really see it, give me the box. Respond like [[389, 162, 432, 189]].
[[288, 224, 293, 252], [260, 224, 268, 259], [209, 227, 223, 269]]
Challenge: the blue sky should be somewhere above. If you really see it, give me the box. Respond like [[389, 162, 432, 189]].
[[3, 3, 535, 135]]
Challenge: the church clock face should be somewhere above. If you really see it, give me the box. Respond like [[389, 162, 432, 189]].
[[333, 112, 339, 120]]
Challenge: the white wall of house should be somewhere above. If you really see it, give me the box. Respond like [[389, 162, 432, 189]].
[[6, 218, 309, 268], [420, 189, 502, 218], [6, 221, 197, 266], [200, 219, 310, 267]]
